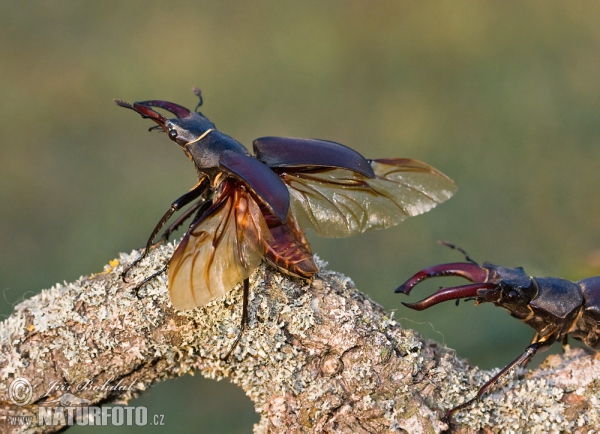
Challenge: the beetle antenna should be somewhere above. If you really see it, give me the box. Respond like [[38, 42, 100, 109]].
[[437, 241, 478, 264], [148, 125, 164, 133], [192, 87, 203, 111]]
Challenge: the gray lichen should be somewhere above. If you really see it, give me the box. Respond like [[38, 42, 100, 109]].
[[1, 242, 599, 433]]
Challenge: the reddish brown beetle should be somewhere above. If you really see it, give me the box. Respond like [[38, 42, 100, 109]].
[[117, 89, 456, 358], [396, 243, 600, 423]]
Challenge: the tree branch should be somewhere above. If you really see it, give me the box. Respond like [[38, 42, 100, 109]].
[[1, 243, 599, 433]]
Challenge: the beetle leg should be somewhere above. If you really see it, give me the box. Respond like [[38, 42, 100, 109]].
[[153, 199, 205, 247], [395, 262, 489, 295], [221, 278, 250, 361], [130, 263, 169, 299], [521, 332, 541, 368], [443, 340, 551, 424], [402, 282, 497, 311], [121, 178, 209, 282]]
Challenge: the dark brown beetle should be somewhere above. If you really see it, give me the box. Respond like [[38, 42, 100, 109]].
[[116, 89, 456, 358], [396, 242, 600, 423]]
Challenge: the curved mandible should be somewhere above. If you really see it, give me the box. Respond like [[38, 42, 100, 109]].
[[395, 262, 489, 295], [135, 100, 192, 119]]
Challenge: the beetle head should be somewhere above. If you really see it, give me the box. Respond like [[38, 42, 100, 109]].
[[396, 260, 536, 318], [115, 88, 216, 148], [476, 264, 537, 318]]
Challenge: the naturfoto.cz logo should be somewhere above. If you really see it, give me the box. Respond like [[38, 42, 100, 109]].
[[6, 377, 165, 428]]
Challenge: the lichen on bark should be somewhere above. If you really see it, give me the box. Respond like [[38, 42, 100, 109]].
[[1, 242, 599, 433]]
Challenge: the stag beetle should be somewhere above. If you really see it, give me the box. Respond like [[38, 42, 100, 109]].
[[115, 88, 456, 359], [396, 242, 600, 423]]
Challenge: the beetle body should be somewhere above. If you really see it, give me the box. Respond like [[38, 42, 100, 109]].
[[116, 89, 456, 358], [396, 244, 600, 422], [398, 260, 600, 350]]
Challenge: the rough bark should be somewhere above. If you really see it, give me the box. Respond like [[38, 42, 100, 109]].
[[1, 243, 599, 433]]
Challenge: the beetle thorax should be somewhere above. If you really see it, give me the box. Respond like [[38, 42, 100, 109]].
[[185, 130, 250, 173], [520, 277, 585, 338]]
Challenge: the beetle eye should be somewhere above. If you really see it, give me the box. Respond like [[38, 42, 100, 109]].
[[506, 290, 519, 301], [168, 129, 178, 139]]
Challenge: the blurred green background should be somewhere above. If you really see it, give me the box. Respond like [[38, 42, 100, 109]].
[[2, 1, 600, 432]]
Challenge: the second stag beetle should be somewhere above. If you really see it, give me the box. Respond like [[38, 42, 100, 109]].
[[396, 242, 600, 423], [116, 88, 456, 359]]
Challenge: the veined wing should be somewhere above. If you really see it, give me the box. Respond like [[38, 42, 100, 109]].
[[168, 182, 272, 309], [280, 158, 456, 238]]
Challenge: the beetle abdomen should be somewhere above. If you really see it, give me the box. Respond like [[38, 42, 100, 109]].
[[261, 207, 318, 278], [574, 276, 600, 350]]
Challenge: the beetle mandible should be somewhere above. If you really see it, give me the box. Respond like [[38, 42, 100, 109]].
[[116, 88, 457, 359], [396, 242, 600, 423]]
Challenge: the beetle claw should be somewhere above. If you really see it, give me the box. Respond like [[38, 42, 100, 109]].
[[135, 100, 192, 119], [395, 262, 489, 295], [401, 282, 496, 311]]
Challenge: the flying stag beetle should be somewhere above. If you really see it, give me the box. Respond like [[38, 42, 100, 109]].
[[115, 88, 456, 359], [396, 242, 600, 423]]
